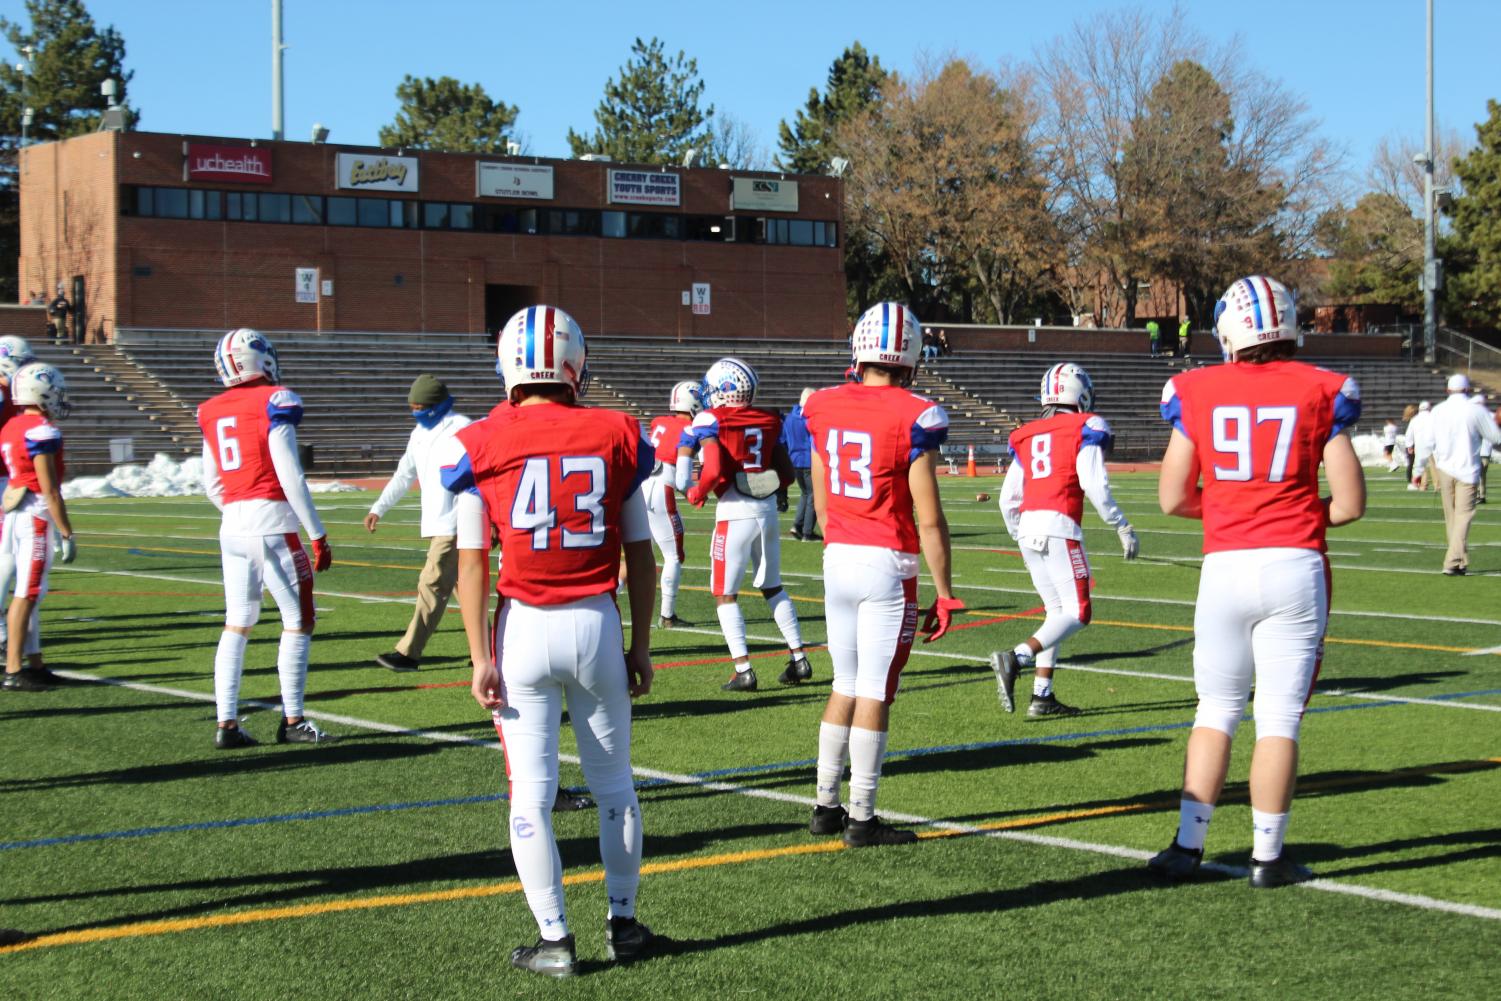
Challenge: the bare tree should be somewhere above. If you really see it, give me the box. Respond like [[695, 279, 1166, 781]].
[[706, 113, 769, 169], [1368, 128, 1467, 216]]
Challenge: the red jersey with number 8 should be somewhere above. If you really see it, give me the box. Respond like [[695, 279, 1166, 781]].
[[452, 402, 653, 606], [196, 384, 303, 503], [1161, 359, 1361, 554], [804, 383, 949, 553], [1008, 412, 1108, 527]]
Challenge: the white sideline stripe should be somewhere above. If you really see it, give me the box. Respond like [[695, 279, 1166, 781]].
[[1464, 645, 1501, 657], [57, 565, 422, 606], [87, 529, 429, 558], [50, 669, 1501, 924]]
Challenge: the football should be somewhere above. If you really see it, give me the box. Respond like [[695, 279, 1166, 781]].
[[975, 492, 991, 502]]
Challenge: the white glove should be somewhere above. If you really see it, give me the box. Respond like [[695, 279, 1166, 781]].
[[1117, 523, 1139, 560], [56, 534, 77, 564]]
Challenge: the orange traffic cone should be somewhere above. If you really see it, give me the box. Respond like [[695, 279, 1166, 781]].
[[966, 444, 977, 478]]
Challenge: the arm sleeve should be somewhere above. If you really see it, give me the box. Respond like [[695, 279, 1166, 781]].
[[1476, 408, 1501, 446], [909, 403, 950, 460], [998, 459, 1024, 538], [454, 490, 490, 550], [1330, 377, 1362, 438], [620, 488, 650, 544], [201, 438, 225, 512], [371, 433, 420, 517], [1159, 378, 1187, 437], [268, 421, 326, 539], [1078, 443, 1127, 528]]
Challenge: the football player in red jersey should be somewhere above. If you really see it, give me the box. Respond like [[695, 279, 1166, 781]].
[[641, 380, 701, 627], [803, 302, 961, 846], [0, 336, 38, 668], [0, 363, 75, 692], [444, 305, 661, 977], [991, 363, 1139, 717], [1149, 275, 1365, 889], [197, 329, 332, 749], [674, 357, 808, 692]]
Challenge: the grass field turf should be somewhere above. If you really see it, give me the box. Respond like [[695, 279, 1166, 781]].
[[2, 471, 1498, 999]]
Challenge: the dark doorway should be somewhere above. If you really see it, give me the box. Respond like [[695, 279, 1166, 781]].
[[485, 284, 541, 340], [71, 275, 86, 344]]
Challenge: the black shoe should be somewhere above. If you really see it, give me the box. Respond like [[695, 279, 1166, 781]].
[[1442, 567, 1467, 576], [656, 614, 691, 629], [214, 725, 258, 750], [722, 668, 757, 692], [1027, 693, 1081, 719], [2, 670, 48, 692], [807, 532, 823, 542], [605, 917, 662, 963], [989, 651, 1019, 713], [1147, 840, 1203, 880], [778, 654, 813, 685], [809, 804, 848, 835], [277, 718, 329, 744], [843, 815, 918, 847], [790, 530, 804, 541], [553, 787, 595, 812], [1249, 854, 1312, 889], [376, 651, 420, 672], [510, 935, 576, 977]]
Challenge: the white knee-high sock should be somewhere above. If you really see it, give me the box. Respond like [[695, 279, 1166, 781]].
[[660, 558, 681, 618], [23, 606, 40, 655], [0, 545, 14, 645], [508, 784, 569, 940], [847, 727, 889, 822], [596, 790, 643, 919], [767, 589, 802, 651], [1176, 798, 1215, 852], [277, 631, 310, 719], [1251, 809, 1289, 863], [214, 631, 249, 723], [816, 722, 850, 807], [716, 602, 749, 662]]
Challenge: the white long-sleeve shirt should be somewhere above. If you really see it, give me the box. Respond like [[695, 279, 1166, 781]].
[[369, 411, 473, 537], [203, 422, 326, 539], [999, 440, 1127, 542], [1430, 392, 1501, 484], [1406, 410, 1435, 466]]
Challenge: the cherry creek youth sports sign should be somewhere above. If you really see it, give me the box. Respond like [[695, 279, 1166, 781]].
[[184, 143, 273, 185]]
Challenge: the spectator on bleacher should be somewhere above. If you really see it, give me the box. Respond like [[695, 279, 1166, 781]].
[[1430, 374, 1501, 574], [1146, 319, 1161, 357], [364, 374, 473, 671], [1472, 393, 1492, 503], [782, 388, 819, 541], [921, 330, 940, 365], [46, 285, 70, 345], [937, 328, 953, 356]]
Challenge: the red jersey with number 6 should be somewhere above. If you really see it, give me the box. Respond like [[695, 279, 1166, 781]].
[[649, 414, 691, 466], [803, 384, 949, 553], [1161, 359, 1360, 554], [447, 402, 654, 606], [196, 383, 304, 503]]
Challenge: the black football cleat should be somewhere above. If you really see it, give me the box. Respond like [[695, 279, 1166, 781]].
[[843, 815, 918, 847], [656, 614, 692, 629], [778, 654, 813, 685], [605, 917, 663, 963], [1027, 693, 1082, 719], [1, 670, 49, 692], [553, 788, 595, 812], [277, 718, 329, 744], [510, 935, 577, 977], [214, 725, 258, 750], [722, 668, 757, 692], [1147, 840, 1203, 880], [989, 650, 1019, 713], [809, 804, 848, 835], [1249, 854, 1312, 889], [375, 651, 419, 672]]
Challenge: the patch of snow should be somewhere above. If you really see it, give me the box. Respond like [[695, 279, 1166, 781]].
[[63, 453, 358, 498]]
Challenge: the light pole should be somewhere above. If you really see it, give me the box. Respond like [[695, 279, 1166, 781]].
[[1421, 0, 1437, 364], [17, 44, 33, 146]]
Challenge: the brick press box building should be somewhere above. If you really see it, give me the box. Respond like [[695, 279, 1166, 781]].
[[17, 130, 847, 342]]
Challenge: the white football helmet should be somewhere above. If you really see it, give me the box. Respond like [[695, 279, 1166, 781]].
[[0, 335, 35, 381], [1039, 362, 1094, 412], [850, 301, 921, 377], [1214, 275, 1297, 356], [669, 380, 703, 416], [12, 362, 71, 420], [496, 305, 589, 401], [215, 328, 281, 387], [702, 357, 758, 408]]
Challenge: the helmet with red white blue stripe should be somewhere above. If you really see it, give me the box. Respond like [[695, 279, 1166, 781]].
[[497, 305, 589, 402], [1039, 362, 1093, 412], [214, 328, 280, 387], [1215, 275, 1297, 356], [851, 301, 921, 376], [669, 380, 704, 416], [701, 357, 757, 408]]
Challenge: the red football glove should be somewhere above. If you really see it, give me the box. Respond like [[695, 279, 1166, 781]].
[[311, 535, 333, 572], [920, 596, 965, 643], [686, 483, 709, 508]]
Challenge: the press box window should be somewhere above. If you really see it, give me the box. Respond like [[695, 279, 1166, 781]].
[[292, 194, 323, 225], [602, 211, 626, 238], [154, 187, 189, 219], [188, 189, 221, 220], [424, 202, 449, 229], [358, 198, 389, 227], [327, 197, 356, 226], [449, 204, 474, 229]]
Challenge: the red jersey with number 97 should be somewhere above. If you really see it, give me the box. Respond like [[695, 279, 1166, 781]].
[[804, 383, 949, 553], [450, 402, 653, 606], [196, 383, 303, 503], [1161, 359, 1360, 554]]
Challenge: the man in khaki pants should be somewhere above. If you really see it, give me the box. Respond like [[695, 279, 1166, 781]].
[[1430, 373, 1501, 576], [365, 375, 472, 669]]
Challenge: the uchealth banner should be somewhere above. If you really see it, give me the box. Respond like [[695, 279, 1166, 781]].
[[184, 143, 273, 185], [336, 152, 420, 192], [608, 169, 680, 206]]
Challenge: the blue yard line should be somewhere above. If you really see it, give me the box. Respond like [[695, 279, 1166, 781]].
[[8, 687, 1499, 853]]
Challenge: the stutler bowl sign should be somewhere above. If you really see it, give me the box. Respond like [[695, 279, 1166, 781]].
[[185, 143, 273, 185]]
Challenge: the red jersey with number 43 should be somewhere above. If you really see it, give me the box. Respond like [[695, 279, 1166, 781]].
[[1008, 412, 1111, 526], [196, 383, 304, 503], [449, 402, 653, 606], [804, 384, 949, 553], [1161, 359, 1360, 554], [649, 414, 690, 466], [1, 412, 64, 492]]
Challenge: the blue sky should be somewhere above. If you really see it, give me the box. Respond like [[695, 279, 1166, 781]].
[[5, 0, 1497, 183]]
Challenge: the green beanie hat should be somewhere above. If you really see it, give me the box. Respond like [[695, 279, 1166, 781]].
[[408, 374, 448, 407]]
